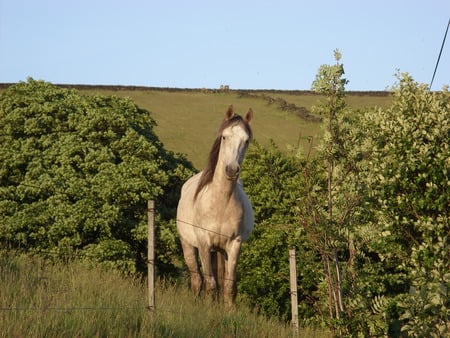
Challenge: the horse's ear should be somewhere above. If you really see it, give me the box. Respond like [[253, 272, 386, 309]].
[[244, 108, 253, 124], [226, 105, 235, 120]]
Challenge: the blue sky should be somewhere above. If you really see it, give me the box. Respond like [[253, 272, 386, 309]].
[[1, 0, 449, 90]]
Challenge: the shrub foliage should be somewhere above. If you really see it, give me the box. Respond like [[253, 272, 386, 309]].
[[0, 79, 195, 273], [239, 70, 449, 337]]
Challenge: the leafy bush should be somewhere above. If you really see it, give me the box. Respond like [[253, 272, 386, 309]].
[[362, 74, 450, 336], [238, 141, 319, 320], [0, 79, 195, 274], [303, 70, 449, 336]]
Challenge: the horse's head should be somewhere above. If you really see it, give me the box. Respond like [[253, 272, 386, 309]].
[[194, 105, 253, 199], [219, 105, 253, 180]]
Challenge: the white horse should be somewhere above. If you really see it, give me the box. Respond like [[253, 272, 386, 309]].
[[176, 105, 254, 305]]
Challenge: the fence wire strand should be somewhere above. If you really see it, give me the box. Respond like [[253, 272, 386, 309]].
[[176, 218, 234, 239], [1, 205, 297, 318], [0, 306, 144, 312]]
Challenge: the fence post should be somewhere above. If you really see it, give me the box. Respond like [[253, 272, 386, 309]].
[[147, 200, 155, 312], [289, 249, 299, 337]]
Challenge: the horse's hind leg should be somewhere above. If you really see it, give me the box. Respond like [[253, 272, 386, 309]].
[[181, 240, 202, 297]]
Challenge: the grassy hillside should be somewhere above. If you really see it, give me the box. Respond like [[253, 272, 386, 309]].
[[75, 87, 391, 168], [0, 83, 391, 169], [0, 252, 330, 337]]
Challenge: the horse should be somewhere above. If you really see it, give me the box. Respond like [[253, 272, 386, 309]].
[[176, 105, 254, 305]]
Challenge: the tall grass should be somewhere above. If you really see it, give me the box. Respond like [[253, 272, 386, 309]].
[[1, 252, 329, 337]]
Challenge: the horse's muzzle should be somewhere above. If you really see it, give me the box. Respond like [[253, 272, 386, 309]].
[[225, 164, 240, 180]]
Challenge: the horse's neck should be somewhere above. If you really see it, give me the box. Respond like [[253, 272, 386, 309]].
[[210, 163, 236, 198]]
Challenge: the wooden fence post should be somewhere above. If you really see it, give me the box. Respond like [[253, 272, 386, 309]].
[[147, 200, 155, 312], [289, 249, 299, 337]]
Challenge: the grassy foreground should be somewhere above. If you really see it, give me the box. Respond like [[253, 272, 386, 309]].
[[0, 252, 330, 337]]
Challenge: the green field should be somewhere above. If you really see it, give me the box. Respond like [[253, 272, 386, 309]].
[[75, 87, 391, 168]]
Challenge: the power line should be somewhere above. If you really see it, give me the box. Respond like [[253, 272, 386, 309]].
[[430, 18, 450, 90]]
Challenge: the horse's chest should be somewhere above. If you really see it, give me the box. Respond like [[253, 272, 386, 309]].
[[203, 200, 243, 225], [195, 198, 244, 240]]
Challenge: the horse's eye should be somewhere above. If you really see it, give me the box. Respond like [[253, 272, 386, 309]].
[[222, 135, 226, 140]]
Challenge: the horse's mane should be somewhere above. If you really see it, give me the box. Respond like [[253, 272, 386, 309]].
[[194, 113, 252, 200]]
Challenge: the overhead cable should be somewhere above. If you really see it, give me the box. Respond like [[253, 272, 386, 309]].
[[430, 18, 450, 90]]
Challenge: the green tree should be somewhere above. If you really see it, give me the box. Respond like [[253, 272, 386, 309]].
[[302, 50, 392, 336], [0, 79, 195, 274], [306, 49, 349, 329]]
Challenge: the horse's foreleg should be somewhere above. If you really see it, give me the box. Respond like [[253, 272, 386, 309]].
[[181, 240, 202, 297], [198, 246, 217, 298], [224, 240, 242, 305]]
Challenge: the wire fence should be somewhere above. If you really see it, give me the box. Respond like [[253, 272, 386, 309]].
[[0, 248, 292, 314], [0, 201, 300, 336], [0, 244, 298, 330]]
